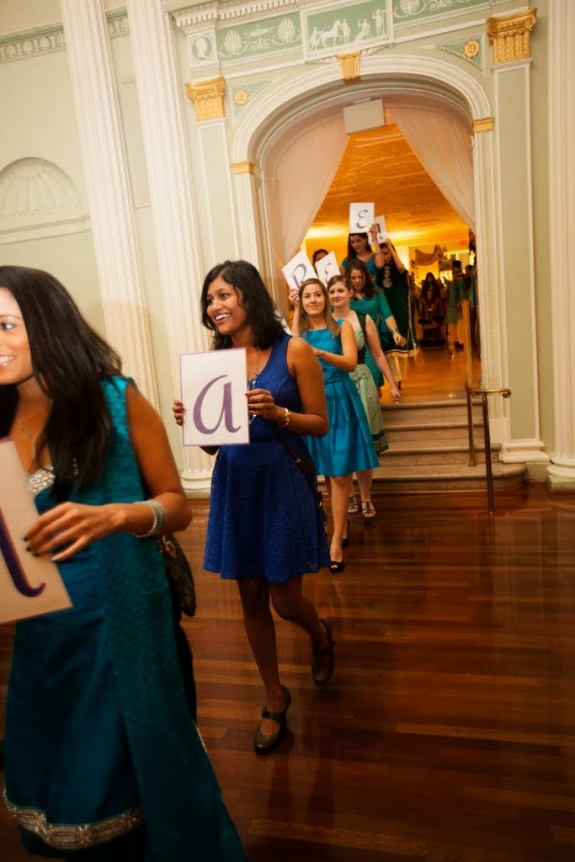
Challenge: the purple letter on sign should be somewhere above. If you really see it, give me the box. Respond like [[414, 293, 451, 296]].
[[193, 374, 241, 435], [0, 509, 45, 597]]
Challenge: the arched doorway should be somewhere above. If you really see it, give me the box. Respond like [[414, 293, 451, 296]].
[[232, 55, 503, 410]]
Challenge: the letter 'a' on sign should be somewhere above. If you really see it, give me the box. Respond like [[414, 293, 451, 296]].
[[0, 438, 72, 625], [349, 202, 375, 234], [282, 251, 316, 292], [180, 348, 250, 446]]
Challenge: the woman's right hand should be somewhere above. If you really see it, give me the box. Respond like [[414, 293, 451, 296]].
[[173, 399, 185, 426]]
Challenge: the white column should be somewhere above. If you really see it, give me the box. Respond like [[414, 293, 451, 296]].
[[547, 0, 575, 489], [126, 0, 214, 494], [59, 0, 159, 405]]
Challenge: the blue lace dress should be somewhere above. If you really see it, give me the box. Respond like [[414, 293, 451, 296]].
[[299, 327, 379, 477], [204, 334, 330, 582], [4, 376, 246, 862]]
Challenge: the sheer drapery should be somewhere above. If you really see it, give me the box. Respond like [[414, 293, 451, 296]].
[[389, 106, 475, 230], [275, 117, 348, 261], [414, 244, 445, 266]]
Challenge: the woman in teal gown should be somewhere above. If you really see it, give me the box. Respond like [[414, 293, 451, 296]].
[[292, 278, 379, 573], [0, 266, 246, 862]]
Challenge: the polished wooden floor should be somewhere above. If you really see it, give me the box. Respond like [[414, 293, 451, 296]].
[[2, 348, 575, 861]]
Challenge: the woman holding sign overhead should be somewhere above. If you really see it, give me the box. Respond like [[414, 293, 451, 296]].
[[0, 266, 245, 861], [174, 260, 335, 757]]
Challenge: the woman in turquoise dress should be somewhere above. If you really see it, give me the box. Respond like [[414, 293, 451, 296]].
[[292, 278, 379, 573], [327, 274, 401, 521], [344, 258, 405, 392], [173, 260, 334, 758], [340, 227, 384, 283], [0, 266, 246, 861]]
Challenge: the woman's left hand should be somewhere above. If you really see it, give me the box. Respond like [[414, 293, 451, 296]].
[[390, 384, 402, 403], [393, 331, 407, 347], [24, 502, 124, 562], [246, 387, 283, 422]]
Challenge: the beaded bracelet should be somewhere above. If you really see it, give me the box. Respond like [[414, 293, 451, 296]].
[[278, 407, 291, 428], [133, 499, 167, 538]]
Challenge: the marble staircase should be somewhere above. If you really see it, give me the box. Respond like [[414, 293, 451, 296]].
[[372, 398, 526, 494]]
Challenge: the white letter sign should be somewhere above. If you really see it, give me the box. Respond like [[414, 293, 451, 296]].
[[315, 251, 340, 286], [375, 214, 388, 243], [282, 251, 316, 292], [349, 202, 375, 233], [0, 439, 72, 625], [180, 348, 250, 446]]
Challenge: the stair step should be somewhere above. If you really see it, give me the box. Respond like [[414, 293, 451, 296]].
[[371, 462, 526, 493]]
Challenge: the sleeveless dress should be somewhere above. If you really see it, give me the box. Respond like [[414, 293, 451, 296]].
[[377, 266, 417, 356], [300, 327, 379, 477], [4, 376, 246, 862], [204, 334, 330, 582], [349, 314, 389, 454]]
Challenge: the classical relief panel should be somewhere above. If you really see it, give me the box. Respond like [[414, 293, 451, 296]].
[[392, 0, 486, 24], [216, 13, 301, 61], [303, 2, 391, 60], [436, 34, 484, 70]]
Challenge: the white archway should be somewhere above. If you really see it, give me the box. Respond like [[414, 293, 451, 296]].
[[231, 54, 505, 413]]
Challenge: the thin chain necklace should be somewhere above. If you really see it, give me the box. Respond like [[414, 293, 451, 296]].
[[247, 348, 262, 424], [17, 412, 48, 475]]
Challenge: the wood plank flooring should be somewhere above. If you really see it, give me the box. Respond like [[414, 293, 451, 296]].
[[2, 486, 575, 861]]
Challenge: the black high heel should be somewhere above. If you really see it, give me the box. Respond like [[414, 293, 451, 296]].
[[254, 686, 291, 755], [329, 558, 344, 574]]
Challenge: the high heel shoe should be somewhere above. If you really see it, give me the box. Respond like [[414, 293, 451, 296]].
[[361, 500, 376, 520], [347, 494, 359, 515], [254, 686, 291, 755], [329, 558, 344, 574]]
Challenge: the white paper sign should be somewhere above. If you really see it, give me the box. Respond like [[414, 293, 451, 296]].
[[375, 214, 388, 243], [315, 251, 340, 286], [282, 251, 316, 291], [180, 348, 250, 446], [0, 439, 72, 625], [349, 202, 375, 234]]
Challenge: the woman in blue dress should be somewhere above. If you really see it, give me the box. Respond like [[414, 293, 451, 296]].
[[0, 266, 246, 861], [292, 278, 379, 573], [173, 261, 335, 757], [340, 226, 384, 283]]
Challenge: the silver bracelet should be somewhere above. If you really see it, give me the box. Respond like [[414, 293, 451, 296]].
[[133, 499, 167, 538]]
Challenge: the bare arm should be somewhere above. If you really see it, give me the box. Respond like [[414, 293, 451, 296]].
[[364, 316, 401, 401], [288, 288, 301, 335], [24, 385, 191, 561], [313, 320, 357, 372]]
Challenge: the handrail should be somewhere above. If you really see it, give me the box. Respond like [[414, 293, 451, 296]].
[[466, 384, 512, 513]]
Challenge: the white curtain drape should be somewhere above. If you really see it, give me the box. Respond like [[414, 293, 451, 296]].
[[389, 105, 475, 231], [275, 117, 348, 261]]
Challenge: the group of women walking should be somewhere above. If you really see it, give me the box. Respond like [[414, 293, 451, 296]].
[[0, 239, 406, 860]]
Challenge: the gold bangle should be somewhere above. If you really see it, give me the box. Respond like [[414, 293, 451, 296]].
[[278, 407, 291, 428]]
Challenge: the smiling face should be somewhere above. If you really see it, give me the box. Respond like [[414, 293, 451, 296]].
[[205, 274, 251, 343], [328, 279, 351, 312], [300, 282, 326, 321], [0, 287, 34, 387]]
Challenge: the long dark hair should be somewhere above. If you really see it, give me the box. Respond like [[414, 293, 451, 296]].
[[346, 232, 372, 260], [344, 258, 377, 299], [200, 260, 285, 350], [0, 265, 122, 498]]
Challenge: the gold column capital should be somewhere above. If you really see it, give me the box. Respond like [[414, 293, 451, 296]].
[[473, 117, 494, 134], [232, 161, 255, 175], [186, 76, 226, 122], [487, 8, 537, 65], [337, 52, 361, 84]]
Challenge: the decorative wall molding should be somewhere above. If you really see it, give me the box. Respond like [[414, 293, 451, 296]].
[[337, 51, 361, 83], [0, 11, 129, 63], [487, 8, 537, 65], [473, 116, 494, 133], [232, 161, 255, 174], [186, 76, 226, 121], [436, 35, 484, 71]]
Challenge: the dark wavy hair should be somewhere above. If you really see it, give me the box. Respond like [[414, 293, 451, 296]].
[[346, 232, 372, 260], [0, 265, 122, 499], [200, 260, 285, 350], [344, 258, 377, 299]]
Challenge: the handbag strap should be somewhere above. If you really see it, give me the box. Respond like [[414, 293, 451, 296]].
[[264, 420, 317, 492]]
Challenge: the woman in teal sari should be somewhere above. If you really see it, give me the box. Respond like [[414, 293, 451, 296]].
[[0, 266, 246, 862]]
